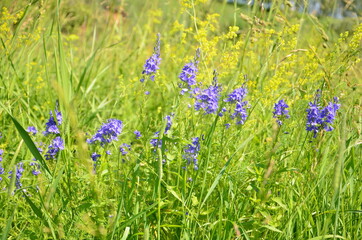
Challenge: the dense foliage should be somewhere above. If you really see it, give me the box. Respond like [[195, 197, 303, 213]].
[[0, 0, 361, 239]]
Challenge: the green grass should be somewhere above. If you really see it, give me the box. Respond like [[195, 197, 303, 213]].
[[0, 0, 361, 239]]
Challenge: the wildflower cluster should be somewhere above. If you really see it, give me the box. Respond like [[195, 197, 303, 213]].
[[273, 99, 290, 125], [30, 142, 43, 176], [42, 108, 64, 161], [45, 136, 65, 160], [120, 143, 131, 156], [29, 160, 41, 176], [134, 130, 142, 139], [87, 118, 124, 170], [225, 87, 249, 125], [179, 49, 200, 95], [27, 126, 37, 135], [140, 33, 161, 82], [26, 126, 41, 175], [150, 132, 163, 149], [164, 114, 174, 134], [150, 114, 174, 150], [43, 110, 62, 135], [91, 152, 101, 171], [8, 163, 24, 190], [183, 137, 201, 170], [306, 94, 340, 138], [87, 119, 124, 146], [194, 71, 221, 114]]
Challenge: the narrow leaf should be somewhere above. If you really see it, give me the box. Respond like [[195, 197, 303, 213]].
[[120, 227, 130, 240], [201, 135, 254, 207], [10, 115, 52, 177], [2, 206, 16, 240], [308, 235, 345, 240]]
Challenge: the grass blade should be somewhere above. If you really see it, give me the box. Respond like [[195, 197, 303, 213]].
[[23, 193, 57, 239], [120, 227, 130, 240], [1, 206, 16, 240], [9, 115, 52, 177], [201, 135, 254, 207]]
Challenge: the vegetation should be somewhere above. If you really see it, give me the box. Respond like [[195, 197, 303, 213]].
[[0, 0, 361, 239]]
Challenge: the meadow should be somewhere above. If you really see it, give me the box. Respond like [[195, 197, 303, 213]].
[[0, 0, 361, 239]]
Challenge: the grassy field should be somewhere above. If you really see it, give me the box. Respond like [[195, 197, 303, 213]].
[[0, 0, 361, 239]]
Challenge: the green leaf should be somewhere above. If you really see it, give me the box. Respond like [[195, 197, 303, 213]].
[[120, 227, 130, 240], [201, 135, 254, 207], [23, 193, 57, 239], [2, 206, 16, 240], [272, 197, 288, 211], [308, 235, 345, 240], [111, 200, 160, 239], [263, 224, 283, 233], [10, 115, 52, 177], [23, 193, 45, 220]]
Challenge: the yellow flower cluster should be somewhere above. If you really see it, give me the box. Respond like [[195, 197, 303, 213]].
[[193, 14, 221, 82], [348, 23, 362, 67], [24, 62, 46, 90], [0, 7, 43, 52], [180, 0, 208, 10], [166, 1, 359, 108], [218, 26, 244, 77], [148, 9, 163, 24], [171, 20, 193, 44]]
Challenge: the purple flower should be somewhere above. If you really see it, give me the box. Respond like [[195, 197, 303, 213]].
[[32, 169, 41, 176], [91, 152, 101, 171], [106, 150, 111, 155], [320, 98, 340, 127], [218, 107, 227, 117], [120, 143, 131, 156], [164, 114, 174, 134], [29, 160, 41, 176], [179, 62, 198, 88], [149, 114, 174, 149], [183, 137, 200, 170], [16, 163, 24, 189], [0, 149, 3, 162], [134, 130, 142, 139], [225, 87, 249, 125], [142, 54, 161, 79], [45, 136, 64, 160], [27, 126, 37, 135], [87, 119, 123, 146], [231, 101, 248, 125], [145, 91, 150, 95], [43, 110, 62, 135], [150, 138, 162, 149], [150, 132, 162, 149], [178, 49, 200, 95], [306, 93, 340, 138], [194, 78, 221, 114], [306, 102, 322, 138], [225, 88, 248, 103], [91, 152, 101, 162], [8, 162, 24, 189], [0, 164, 4, 181], [141, 33, 161, 82], [273, 99, 290, 125]]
